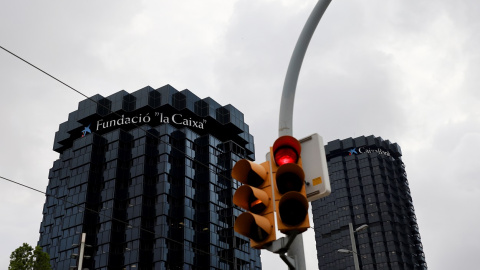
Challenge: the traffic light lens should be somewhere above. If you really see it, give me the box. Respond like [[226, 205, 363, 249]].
[[249, 223, 269, 242], [234, 212, 275, 248], [247, 170, 265, 187], [274, 147, 298, 166], [231, 159, 267, 187], [276, 172, 303, 194], [279, 198, 308, 226], [249, 197, 266, 214]]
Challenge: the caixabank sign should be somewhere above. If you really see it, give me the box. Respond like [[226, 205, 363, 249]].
[[347, 146, 391, 157]]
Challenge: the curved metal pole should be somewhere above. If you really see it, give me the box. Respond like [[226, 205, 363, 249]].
[[278, 0, 332, 137]]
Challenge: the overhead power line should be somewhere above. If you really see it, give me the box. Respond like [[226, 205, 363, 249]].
[[0, 44, 242, 185], [0, 45, 89, 99], [0, 175, 238, 264], [0, 45, 252, 265]]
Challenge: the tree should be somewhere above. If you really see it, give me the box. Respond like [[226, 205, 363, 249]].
[[8, 243, 51, 270], [32, 246, 52, 270]]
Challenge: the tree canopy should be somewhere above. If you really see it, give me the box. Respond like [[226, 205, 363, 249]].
[[8, 243, 51, 270]]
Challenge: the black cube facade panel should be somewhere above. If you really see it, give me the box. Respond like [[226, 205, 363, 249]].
[[312, 135, 427, 270], [38, 85, 261, 269]]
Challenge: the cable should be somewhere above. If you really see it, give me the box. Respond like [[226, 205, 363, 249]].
[[0, 44, 247, 244], [0, 46, 253, 265], [0, 175, 46, 194], [0, 43, 246, 207], [0, 44, 244, 187], [0, 175, 239, 264], [0, 43, 239, 195], [0, 45, 90, 100]]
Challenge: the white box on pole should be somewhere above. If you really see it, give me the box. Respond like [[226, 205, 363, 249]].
[[299, 133, 331, 202]]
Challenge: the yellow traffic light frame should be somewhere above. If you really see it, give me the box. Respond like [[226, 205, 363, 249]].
[[270, 136, 310, 234], [232, 160, 276, 249]]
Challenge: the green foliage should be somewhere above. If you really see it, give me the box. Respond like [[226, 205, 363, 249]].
[[8, 243, 51, 270], [32, 246, 52, 270]]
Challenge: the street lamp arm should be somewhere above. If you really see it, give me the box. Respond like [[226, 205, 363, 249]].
[[337, 249, 358, 255], [278, 0, 332, 137], [354, 224, 369, 232]]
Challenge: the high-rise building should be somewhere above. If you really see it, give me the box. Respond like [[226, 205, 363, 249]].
[[312, 135, 427, 270], [38, 85, 261, 269]]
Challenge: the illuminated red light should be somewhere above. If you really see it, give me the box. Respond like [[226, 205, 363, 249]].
[[274, 147, 298, 166]]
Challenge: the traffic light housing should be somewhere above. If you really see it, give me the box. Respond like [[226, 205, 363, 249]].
[[232, 159, 276, 249], [271, 136, 310, 233]]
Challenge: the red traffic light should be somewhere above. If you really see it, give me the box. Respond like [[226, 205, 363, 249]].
[[274, 147, 298, 166], [270, 136, 310, 233], [273, 136, 301, 166]]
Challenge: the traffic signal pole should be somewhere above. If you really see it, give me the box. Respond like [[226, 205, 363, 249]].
[[279, 0, 332, 137], [276, 0, 332, 269], [266, 231, 301, 270], [287, 232, 306, 270]]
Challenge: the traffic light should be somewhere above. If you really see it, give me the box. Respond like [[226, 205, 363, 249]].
[[232, 159, 276, 249], [270, 136, 310, 233]]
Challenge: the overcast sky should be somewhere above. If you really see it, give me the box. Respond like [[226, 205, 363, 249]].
[[1, 0, 479, 269]]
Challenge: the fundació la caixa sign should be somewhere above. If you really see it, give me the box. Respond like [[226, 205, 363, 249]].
[[81, 111, 207, 137]]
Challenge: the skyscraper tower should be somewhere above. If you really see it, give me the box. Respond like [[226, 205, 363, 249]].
[[312, 135, 427, 270], [38, 85, 261, 269]]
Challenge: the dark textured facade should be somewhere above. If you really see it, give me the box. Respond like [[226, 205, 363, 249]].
[[312, 135, 427, 270], [38, 85, 261, 269]]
